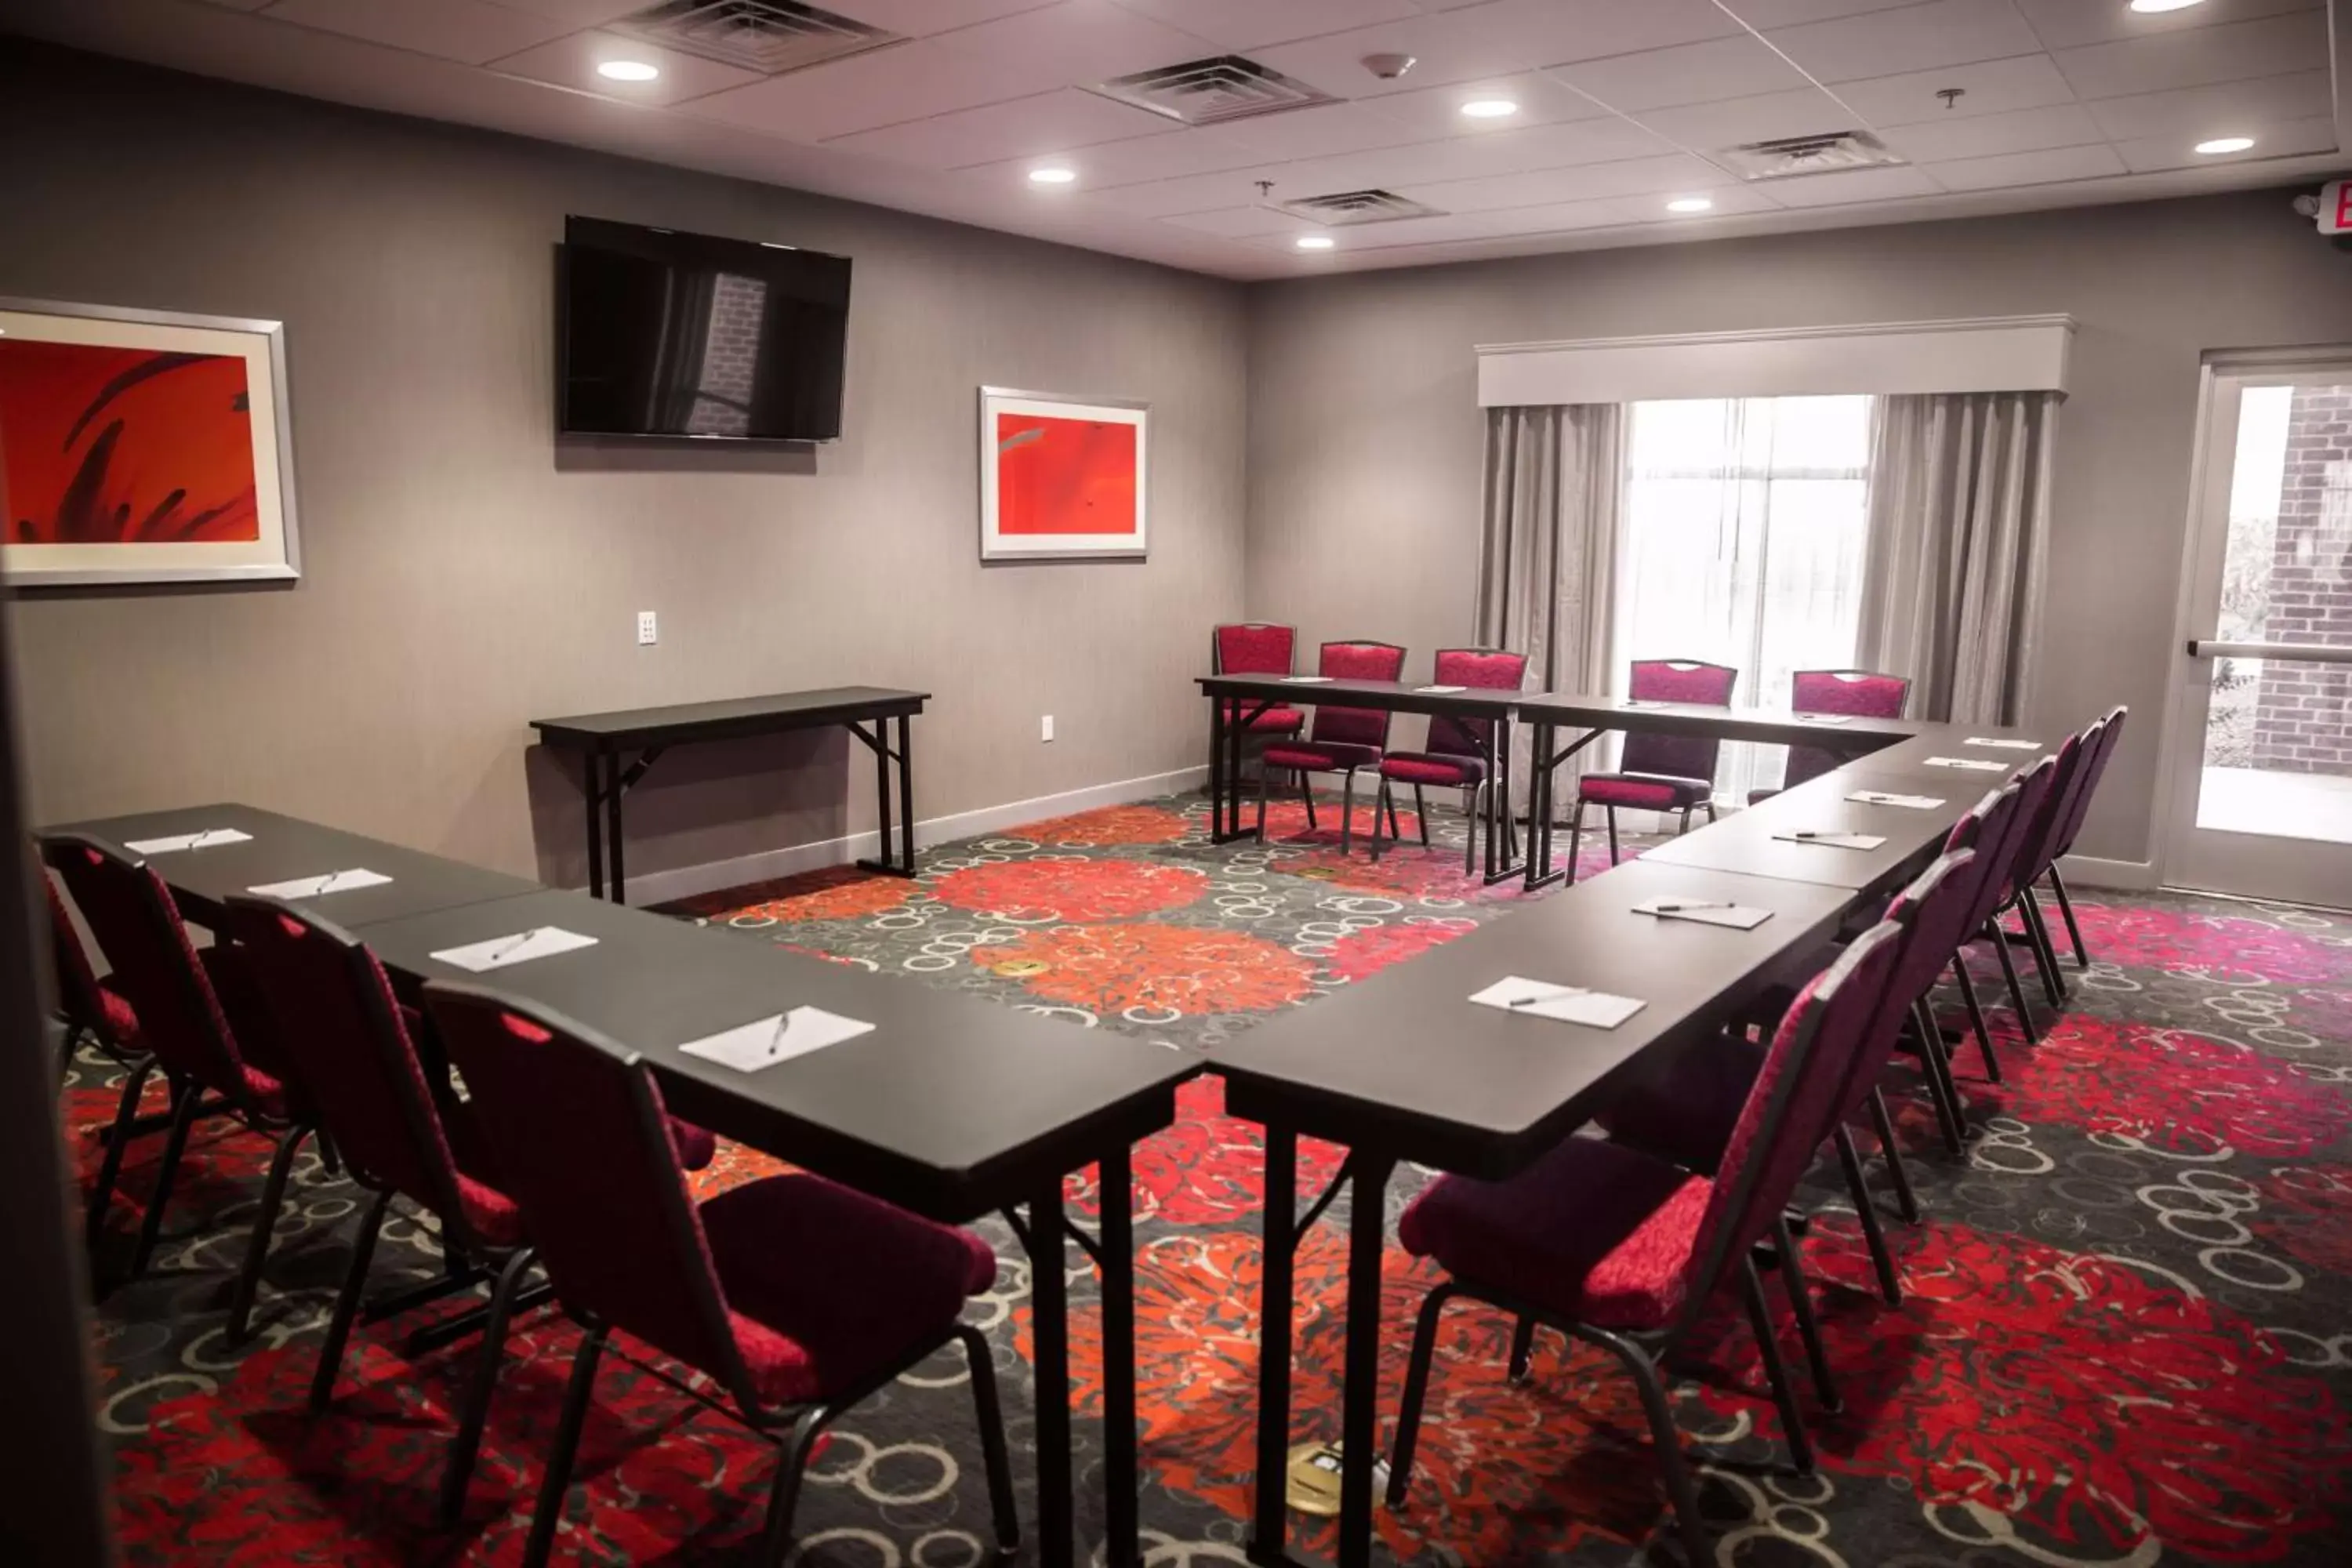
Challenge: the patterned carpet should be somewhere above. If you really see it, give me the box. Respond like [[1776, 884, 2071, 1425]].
[[72, 789, 2352, 1566]]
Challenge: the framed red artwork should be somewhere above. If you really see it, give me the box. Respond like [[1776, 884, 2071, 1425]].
[[978, 387, 1148, 561], [0, 297, 301, 587]]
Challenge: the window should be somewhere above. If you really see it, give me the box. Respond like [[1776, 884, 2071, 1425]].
[[1616, 394, 1876, 802]]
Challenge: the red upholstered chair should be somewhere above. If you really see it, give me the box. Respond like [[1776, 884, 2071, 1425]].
[[1258, 639, 1409, 856], [1748, 668, 1911, 805], [1212, 622, 1308, 739], [1385, 919, 1907, 1563], [423, 982, 1018, 1568], [2034, 706, 2126, 971], [1567, 659, 1740, 877], [1980, 733, 2087, 1040], [46, 872, 147, 1083], [39, 833, 314, 1279], [1369, 647, 1529, 873]]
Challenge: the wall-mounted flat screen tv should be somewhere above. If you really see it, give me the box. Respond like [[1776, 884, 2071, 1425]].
[[558, 215, 851, 442]]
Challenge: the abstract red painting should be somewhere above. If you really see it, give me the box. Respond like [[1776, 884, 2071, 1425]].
[[979, 388, 1148, 561]]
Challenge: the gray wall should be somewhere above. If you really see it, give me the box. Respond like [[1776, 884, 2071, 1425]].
[[0, 45, 1247, 888], [1245, 191, 2352, 865]]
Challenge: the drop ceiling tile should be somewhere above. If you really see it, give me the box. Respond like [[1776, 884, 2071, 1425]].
[[1925, 140, 2126, 189], [1108, 0, 1423, 52], [1220, 103, 1425, 161], [2051, 11, 2328, 101], [1250, 0, 1739, 99], [1359, 71, 1616, 139], [191, 0, 277, 11], [1571, 182, 1788, 224], [2085, 69, 2333, 140], [267, 0, 576, 64], [1551, 33, 1813, 113], [1765, 0, 2043, 84], [1754, 162, 1944, 205], [815, 0, 1065, 36], [1832, 52, 2076, 126], [1721, 0, 1935, 26], [1488, 0, 1747, 67], [1308, 114, 1679, 188], [1252, 209, 1513, 249], [1398, 151, 1739, 212], [926, 0, 1216, 84], [1633, 86, 1864, 150], [1475, 195, 1646, 234], [1070, 162, 1301, 216], [2111, 114, 2339, 172], [488, 27, 765, 103], [683, 38, 1065, 137], [481, 0, 646, 25], [1163, 204, 1295, 237], [2011, 0, 2318, 51], [822, 86, 1174, 166], [993, 124, 1269, 185], [1877, 101, 2103, 161]]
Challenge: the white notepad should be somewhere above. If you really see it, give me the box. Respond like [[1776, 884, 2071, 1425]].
[[1964, 737, 2042, 750], [1923, 756, 2009, 772], [1631, 898, 1772, 931], [247, 868, 393, 899], [1416, 684, 1467, 694], [1848, 790, 1945, 809], [1796, 713, 1853, 725], [1469, 977, 1646, 1029], [678, 1006, 875, 1073], [125, 828, 252, 855], [1283, 675, 1334, 684], [430, 926, 599, 973], [1773, 830, 1886, 851]]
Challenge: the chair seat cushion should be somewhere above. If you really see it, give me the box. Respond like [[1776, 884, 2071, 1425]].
[[1229, 703, 1306, 734], [1398, 1135, 1711, 1331], [669, 1119, 718, 1172], [1263, 742, 1383, 773], [438, 1098, 527, 1248], [1596, 1033, 1761, 1175], [239, 1063, 292, 1121], [701, 1173, 1000, 1405], [95, 984, 142, 1051], [1578, 772, 1714, 811], [1746, 786, 1782, 806], [1380, 753, 1486, 786]]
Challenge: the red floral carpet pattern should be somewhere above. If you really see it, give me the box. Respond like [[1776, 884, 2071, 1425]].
[[74, 789, 2352, 1565]]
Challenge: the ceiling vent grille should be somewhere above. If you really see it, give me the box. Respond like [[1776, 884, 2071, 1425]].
[[616, 0, 902, 76], [1716, 129, 1903, 180], [1089, 56, 1337, 125], [1274, 189, 1446, 226]]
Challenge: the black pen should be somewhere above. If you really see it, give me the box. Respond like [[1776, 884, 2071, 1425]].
[[1509, 985, 1587, 1007], [1650, 901, 1725, 913], [488, 927, 545, 963]]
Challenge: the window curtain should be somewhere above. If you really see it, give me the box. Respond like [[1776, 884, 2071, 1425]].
[[1854, 391, 2059, 726], [1472, 403, 1625, 812]]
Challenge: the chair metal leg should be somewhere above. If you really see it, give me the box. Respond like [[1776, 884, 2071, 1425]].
[[1464, 782, 1485, 877], [2046, 866, 2089, 969], [2020, 887, 2067, 1006], [1339, 771, 1356, 856], [1677, 806, 1692, 836], [956, 1324, 1022, 1553], [1566, 800, 1585, 884], [1508, 1315, 1537, 1381], [229, 1121, 316, 1341], [1383, 1283, 1454, 1510], [1911, 997, 1968, 1156], [1704, 801, 1719, 824], [1367, 779, 1390, 862], [1254, 760, 1274, 844], [310, 1187, 393, 1411], [522, 1322, 609, 1568], [1869, 1088, 1922, 1224], [1951, 958, 2002, 1082], [758, 1405, 832, 1566], [85, 1058, 155, 1251], [1412, 782, 1429, 847], [1772, 1217, 1841, 1413], [1386, 784, 1403, 842], [1605, 804, 1621, 865], [1987, 920, 2041, 1042], [437, 1246, 538, 1526], [1592, 1325, 1710, 1568], [1740, 1258, 1815, 1475], [1835, 1126, 1901, 1306], [129, 1080, 204, 1277], [1299, 771, 1318, 832]]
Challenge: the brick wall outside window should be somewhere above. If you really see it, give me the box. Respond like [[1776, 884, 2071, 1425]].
[[681, 272, 764, 437], [2250, 385, 2352, 775]]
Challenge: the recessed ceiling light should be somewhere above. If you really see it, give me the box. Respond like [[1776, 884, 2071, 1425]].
[[2194, 136, 2256, 155], [2129, 0, 2203, 13], [1666, 196, 1715, 213], [1028, 166, 1077, 186], [597, 60, 660, 82], [1295, 235, 1336, 251], [1460, 99, 1518, 119]]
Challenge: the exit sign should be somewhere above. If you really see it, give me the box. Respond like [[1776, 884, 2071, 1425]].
[[2322, 180, 2352, 236]]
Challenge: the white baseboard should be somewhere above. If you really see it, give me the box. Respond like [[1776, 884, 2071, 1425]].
[[2055, 852, 2159, 891], [617, 764, 1208, 906]]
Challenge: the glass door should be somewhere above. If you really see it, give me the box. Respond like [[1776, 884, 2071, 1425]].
[[2162, 356, 2352, 906]]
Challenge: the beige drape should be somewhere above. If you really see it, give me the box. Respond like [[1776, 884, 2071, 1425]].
[[1855, 391, 2058, 727]]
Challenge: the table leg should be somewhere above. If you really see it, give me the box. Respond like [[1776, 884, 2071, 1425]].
[[1028, 1178, 1074, 1568], [1209, 695, 1230, 840], [584, 752, 604, 900], [1336, 1156, 1396, 1568], [895, 713, 915, 873], [1525, 723, 1552, 891], [873, 722, 894, 873], [1101, 1145, 1140, 1568], [1247, 1125, 1296, 1566], [606, 751, 627, 905]]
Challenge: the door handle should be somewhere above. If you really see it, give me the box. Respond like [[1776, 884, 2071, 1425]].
[[2186, 639, 2352, 664]]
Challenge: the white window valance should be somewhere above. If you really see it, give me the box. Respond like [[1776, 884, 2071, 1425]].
[[1475, 315, 2075, 407]]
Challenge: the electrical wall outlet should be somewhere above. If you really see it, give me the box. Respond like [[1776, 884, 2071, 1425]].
[[1040, 714, 1054, 742], [637, 611, 657, 646]]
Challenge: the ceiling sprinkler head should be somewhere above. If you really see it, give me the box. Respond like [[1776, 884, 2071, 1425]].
[[1936, 87, 1965, 110], [1361, 53, 1417, 81]]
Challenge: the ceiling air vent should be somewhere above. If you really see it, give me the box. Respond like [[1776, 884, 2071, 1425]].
[[1716, 130, 1903, 181], [1275, 190, 1446, 226], [1089, 56, 1337, 125], [616, 0, 902, 76]]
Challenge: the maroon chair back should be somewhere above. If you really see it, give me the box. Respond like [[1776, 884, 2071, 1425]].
[[1308, 640, 1407, 751], [40, 833, 253, 1101], [425, 982, 758, 1408], [1966, 754, 2056, 932], [1835, 848, 1976, 1120], [222, 897, 479, 1236], [1782, 668, 1910, 791], [2004, 728, 2092, 896], [2049, 706, 2127, 860], [1424, 647, 1527, 761], [1212, 623, 1296, 677], [1621, 659, 1737, 782], [45, 873, 118, 1042], [1673, 917, 1906, 1331]]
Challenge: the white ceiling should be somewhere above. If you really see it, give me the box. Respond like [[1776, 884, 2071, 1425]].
[[4, 0, 2347, 279]]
